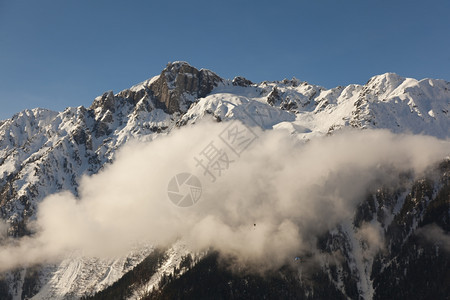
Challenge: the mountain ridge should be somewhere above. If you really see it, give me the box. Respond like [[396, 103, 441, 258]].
[[1, 60, 448, 242], [0, 62, 449, 299]]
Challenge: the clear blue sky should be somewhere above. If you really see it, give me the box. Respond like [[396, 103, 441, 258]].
[[1, 0, 449, 120]]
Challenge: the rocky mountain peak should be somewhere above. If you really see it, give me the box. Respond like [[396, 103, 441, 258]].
[[88, 62, 223, 117], [363, 72, 407, 98], [148, 61, 223, 114], [232, 76, 253, 87], [162, 61, 195, 84], [90, 90, 116, 113]]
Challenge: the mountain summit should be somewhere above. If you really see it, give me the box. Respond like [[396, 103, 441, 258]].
[[90, 61, 222, 117]]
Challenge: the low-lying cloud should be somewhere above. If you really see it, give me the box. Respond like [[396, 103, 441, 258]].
[[0, 120, 449, 272], [417, 223, 450, 253]]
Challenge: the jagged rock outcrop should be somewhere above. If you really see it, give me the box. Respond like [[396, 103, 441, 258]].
[[148, 61, 222, 114], [232, 76, 253, 87], [267, 86, 282, 106]]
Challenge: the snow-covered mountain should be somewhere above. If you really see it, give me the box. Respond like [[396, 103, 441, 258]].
[[0, 62, 449, 299]]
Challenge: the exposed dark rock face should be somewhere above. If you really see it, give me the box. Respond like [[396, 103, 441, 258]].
[[148, 61, 222, 114], [232, 76, 253, 87], [267, 86, 282, 106], [90, 91, 116, 113], [371, 161, 450, 300]]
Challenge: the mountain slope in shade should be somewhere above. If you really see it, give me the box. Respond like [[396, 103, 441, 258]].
[[0, 62, 449, 299]]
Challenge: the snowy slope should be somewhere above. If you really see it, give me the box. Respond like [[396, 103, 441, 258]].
[[28, 246, 153, 300]]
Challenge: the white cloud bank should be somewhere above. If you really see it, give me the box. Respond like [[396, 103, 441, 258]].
[[0, 121, 449, 272]]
